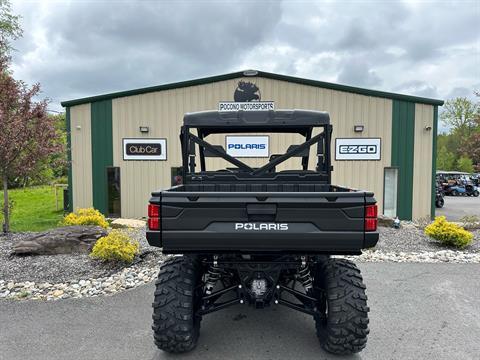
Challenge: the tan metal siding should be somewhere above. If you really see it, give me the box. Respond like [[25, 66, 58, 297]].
[[112, 77, 393, 218], [70, 104, 93, 209], [412, 103, 434, 220], [329, 93, 392, 214]]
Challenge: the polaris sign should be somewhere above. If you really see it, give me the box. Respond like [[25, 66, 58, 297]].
[[226, 135, 269, 158], [335, 138, 381, 160], [235, 223, 288, 231]]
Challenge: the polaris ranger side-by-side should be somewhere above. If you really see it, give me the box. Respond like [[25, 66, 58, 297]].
[[146, 110, 379, 355]]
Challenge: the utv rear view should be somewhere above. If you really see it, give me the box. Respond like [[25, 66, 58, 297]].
[[146, 110, 378, 354]]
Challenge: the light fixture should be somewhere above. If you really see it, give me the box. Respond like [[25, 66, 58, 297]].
[[424, 126, 432, 131], [76, 125, 81, 130], [354, 125, 364, 133], [139, 126, 149, 133]]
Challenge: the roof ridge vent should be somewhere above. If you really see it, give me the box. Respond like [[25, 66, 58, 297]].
[[243, 70, 258, 77]]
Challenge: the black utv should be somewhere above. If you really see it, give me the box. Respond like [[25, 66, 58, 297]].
[[146, 110, 379, 355]]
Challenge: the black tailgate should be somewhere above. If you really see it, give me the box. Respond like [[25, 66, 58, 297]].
[[148, 190, 377, 254]]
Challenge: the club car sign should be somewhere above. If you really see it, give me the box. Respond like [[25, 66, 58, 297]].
[[226, 135, 269, 158], [335, 138, 381, 160], [123, 138, 167, 160]]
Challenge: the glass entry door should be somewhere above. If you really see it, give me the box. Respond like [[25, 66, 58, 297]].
[[383, 167, 398, 218], [107, 167, 121, 217]]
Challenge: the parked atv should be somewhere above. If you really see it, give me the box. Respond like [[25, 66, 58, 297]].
[[435, 187, 445, 208], [442, 184, 460, 196], [445, 184, 479, 197], [146, 110, 378, 355], [472, 175, 479, 187], [465, 184, 480, 197]]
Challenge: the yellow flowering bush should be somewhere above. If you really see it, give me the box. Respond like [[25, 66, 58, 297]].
[[424, 216, 473, 248], [90, 229, 139, 263], [62, 208, 109, 229]]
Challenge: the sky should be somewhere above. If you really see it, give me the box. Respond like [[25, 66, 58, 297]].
[[9, 0, 480, 132]]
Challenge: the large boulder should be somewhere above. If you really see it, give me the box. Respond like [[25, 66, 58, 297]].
[[377, 215, 395, 227], [12, 226, 108, 255]]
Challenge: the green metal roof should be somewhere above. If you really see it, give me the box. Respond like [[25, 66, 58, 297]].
[[61, 70, 444, 107]]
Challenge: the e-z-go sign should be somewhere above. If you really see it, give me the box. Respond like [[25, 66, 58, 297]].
[[123, 138, 167, 160], [335, 138, 381, 160]]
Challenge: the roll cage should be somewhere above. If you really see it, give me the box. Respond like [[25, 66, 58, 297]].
[[179, 110, 333, 184]]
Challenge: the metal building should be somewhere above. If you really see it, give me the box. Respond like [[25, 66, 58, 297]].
[[61, 70, 443, 220]]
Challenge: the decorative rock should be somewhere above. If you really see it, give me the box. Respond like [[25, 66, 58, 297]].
[[111, 218, 146, 228], [377, 215, 395, 227], [12, 226, 108, 255], [52, 289, 64, 297]]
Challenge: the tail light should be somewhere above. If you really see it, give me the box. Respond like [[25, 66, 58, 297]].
[[365, 204, 377, 232], [148, 204, 159, 217], [365, 204, 377, 218], [148, 204, 160, 230]]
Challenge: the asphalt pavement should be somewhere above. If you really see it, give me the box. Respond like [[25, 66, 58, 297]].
[[1, 263, 479, 360], [436, 194, 480, 221]]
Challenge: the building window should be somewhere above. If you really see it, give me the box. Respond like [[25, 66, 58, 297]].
[[107, 167, 121, 217], [383, 167, 398, 218]]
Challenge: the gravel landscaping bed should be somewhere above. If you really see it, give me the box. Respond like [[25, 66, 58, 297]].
[[339, 250, 480, 263], [0, 227, 166, 301], [0, 228, 162, 283], [1, 224, 479, 301], [374, 226, 480, 253]]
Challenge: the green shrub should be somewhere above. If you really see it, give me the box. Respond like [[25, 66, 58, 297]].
[[424, 216, 473, 248], [90, 229, 139, 263], [61, 208, 109, 229]]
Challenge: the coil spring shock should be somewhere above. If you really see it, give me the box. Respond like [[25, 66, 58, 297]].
[[205, 256, 221, 295], [298, 256, 313, 292]]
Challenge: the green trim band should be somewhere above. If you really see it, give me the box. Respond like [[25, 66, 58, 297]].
[[90, 100, 113, 215], [431, 106, 439, 219], [61, 70, 444, 108], [391, 100, 415, 220], [66, 107, 73, 212]]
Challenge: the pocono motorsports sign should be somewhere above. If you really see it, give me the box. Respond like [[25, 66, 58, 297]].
[[123, 138, 167, 160], [335, 138, 381, 160], [219, 101, 275, 112], [226, 135, 269, 158]]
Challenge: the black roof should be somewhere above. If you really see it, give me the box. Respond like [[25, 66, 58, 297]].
[[183, 109, 330, 134]]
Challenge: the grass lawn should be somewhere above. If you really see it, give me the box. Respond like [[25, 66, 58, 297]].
[[5, 186, 64, 232]]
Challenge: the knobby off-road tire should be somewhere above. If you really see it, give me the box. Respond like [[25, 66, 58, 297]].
[[152, 256, 202, 353], [314, 258, 370, 355]]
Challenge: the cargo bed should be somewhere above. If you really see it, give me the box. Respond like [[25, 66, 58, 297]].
[[146, 184, 378, 254]]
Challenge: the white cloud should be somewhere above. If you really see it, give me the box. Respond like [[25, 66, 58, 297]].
[[9, 0, 480, 112]]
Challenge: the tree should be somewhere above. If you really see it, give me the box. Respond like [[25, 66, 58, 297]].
[[0, 1, 63, 232], [0, 65, 63, 232], [0, 0, 22, 55], [440, 97, 479, 140], [456, 156, 474, 173], [436, 146, 456, 171], [8, 112, 68, 188], [460, 133, 480, 172]]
